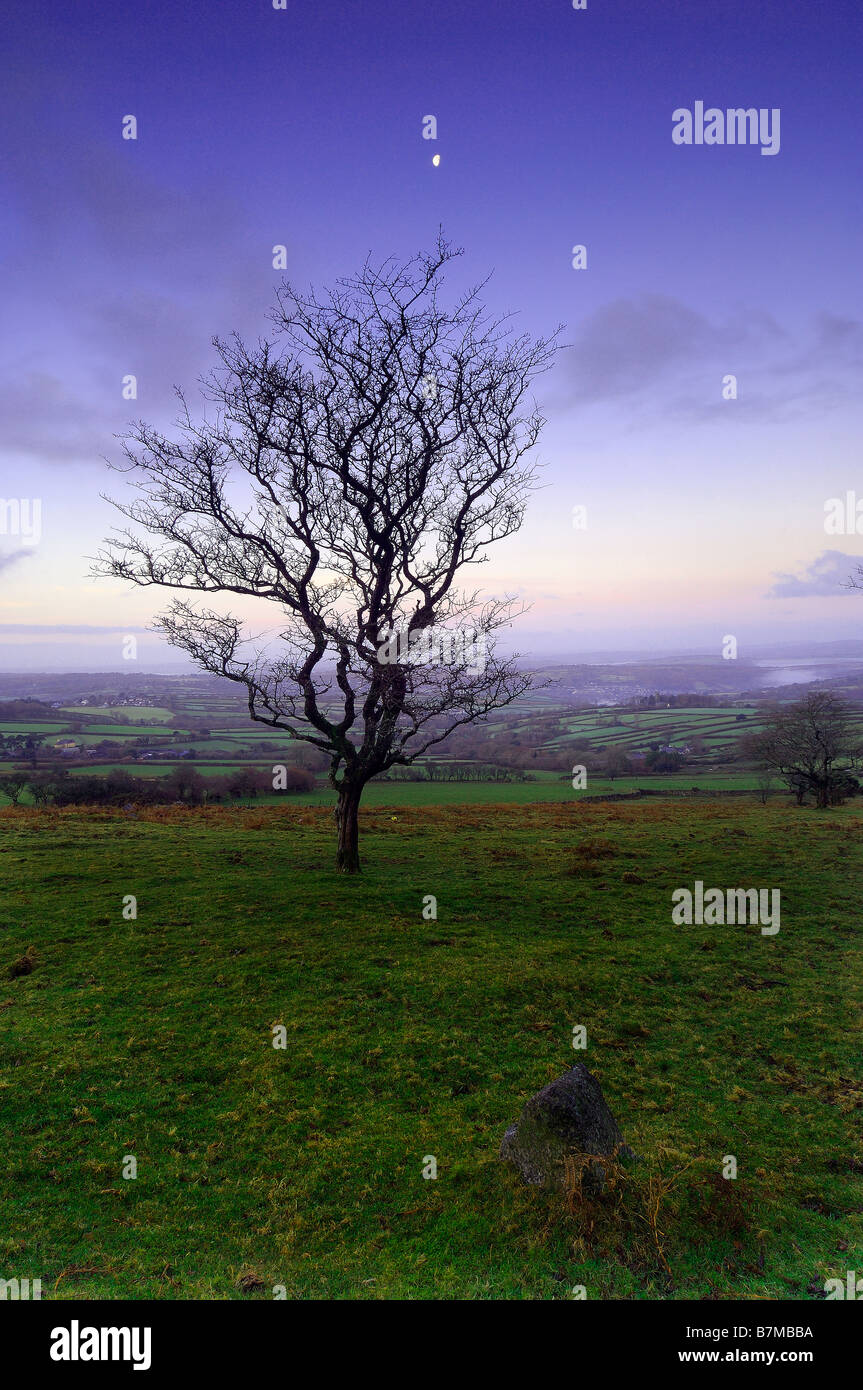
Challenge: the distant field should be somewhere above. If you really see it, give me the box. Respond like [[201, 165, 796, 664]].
[[40, 731, 186, 746], [4, 701, 862, 811], [0, 722, 68, 735], [74, 762, 273, 780], [57, 706, 177, 723], [75, 723, 190, 738]]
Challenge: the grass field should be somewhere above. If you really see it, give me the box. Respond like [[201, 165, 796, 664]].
[[282, 772, 768, 807], [0, 767, 771, 808], [1, 798, 860, 1299], [56, 707, 178, 723]]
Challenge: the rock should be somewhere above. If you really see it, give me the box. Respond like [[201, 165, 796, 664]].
[[500, 1062, 633, 1194]]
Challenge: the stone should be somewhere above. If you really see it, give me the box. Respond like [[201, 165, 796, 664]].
[[500, 1062, 633, 1194]]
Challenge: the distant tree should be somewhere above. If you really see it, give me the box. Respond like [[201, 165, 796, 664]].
[[645, 748, 684, 773], [275, 766, 314, 793], [24, 734, 47, 769], [225, 768, 272, 799], [747, 693, 861, 809], [96, 237, 558, 871], [604, 744, 631, 781], [829, 772, 859, 805], [162, 765, 206, 803], [0, 773, 29, 805]]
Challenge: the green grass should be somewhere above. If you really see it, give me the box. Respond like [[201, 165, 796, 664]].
[[0, 769, 812, 808], [67, 761, 276, 780], [0, 722, 70, 735], [1, 798, 860, 1300], [72, 724, 191, 738], [285, 773, 766, 808], [57, 706, 177, 723], [57, 768, 769, 802]]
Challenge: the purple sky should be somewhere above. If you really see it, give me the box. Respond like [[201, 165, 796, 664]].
[[2, 0, 862, 669]]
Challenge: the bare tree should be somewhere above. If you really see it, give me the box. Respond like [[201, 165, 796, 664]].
[[96, 237, 559, 871], [746, 692, 861, 809]]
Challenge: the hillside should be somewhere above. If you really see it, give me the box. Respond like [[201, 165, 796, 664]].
[[1, 798, 861, 1299]]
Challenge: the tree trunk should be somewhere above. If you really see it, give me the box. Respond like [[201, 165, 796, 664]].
[[335, 782, 363, 873]]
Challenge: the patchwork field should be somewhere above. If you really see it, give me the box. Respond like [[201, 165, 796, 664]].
[[5, 695, 854, 807], [1, 798, 860, 1299]]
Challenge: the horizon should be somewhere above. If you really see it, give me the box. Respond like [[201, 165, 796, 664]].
[[5, 636, 863, 679]]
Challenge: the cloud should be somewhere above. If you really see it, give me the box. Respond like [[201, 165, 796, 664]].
[[0, 260, 284, 468], [561, 294, 713, 402], [771, 311, 863, 377], [0, 83, 288, 468], [0, 549, 35, 575], [0, 373, 110, 464], [0, 623, 150, 634], [553, 294, 862, 424], [767, 550, 863, 598]]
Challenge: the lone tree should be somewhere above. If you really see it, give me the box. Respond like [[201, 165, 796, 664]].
[[96, 238, 559, 871], [746, 691, 861, 808]]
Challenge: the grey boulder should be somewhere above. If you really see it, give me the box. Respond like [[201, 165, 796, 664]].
[[500, 1062, 633, 1194]]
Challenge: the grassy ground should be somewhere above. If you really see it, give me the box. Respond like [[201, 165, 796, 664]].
[[0, 769, 770, 808], [1, 798, 860, 1300], [280, 773, 767, 807]]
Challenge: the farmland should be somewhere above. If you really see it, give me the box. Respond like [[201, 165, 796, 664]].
[[5, 675, 861, 809]]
